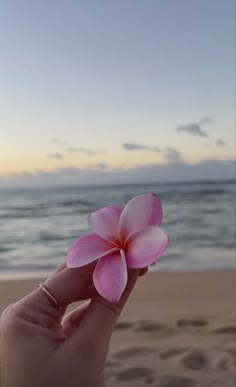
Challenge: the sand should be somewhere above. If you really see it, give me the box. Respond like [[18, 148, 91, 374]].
[[0, 270, 235, 386]]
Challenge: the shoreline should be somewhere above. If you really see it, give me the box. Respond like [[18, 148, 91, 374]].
[[0, 271, 51, 281], [1, 247, 235, 279], [0, 263, 235, 282]]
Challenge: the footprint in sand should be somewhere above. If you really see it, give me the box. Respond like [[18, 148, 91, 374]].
[[146, 376, 155, 384], [133, 320, 173, 335], [182, 350, 208, 370], [216, 355, 235, 370], [176, 318, 208, 328], [105, 367, 115, 381], [105, 360, 121, 381], [158, 374, 195, 387], [114, 321, 133, 330], [212, 325, 236, 335], [226, 347, 236, 360], [116, 366, 155, 381], [212, 352, 236, 370], [113, 345, 156, 360], [160, 348, 187, 360], [106, 360, 120, 367]]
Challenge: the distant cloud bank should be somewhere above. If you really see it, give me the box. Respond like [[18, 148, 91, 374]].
[[0, 159, 235, 188]]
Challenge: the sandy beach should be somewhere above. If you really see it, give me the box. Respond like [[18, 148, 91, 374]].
[[0, 270, 235, 386]]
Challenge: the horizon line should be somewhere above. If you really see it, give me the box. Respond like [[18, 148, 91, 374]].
[[0, 178, 235, 192]]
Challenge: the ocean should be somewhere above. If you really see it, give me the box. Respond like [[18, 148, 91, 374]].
[[0, 180, 235, 277]]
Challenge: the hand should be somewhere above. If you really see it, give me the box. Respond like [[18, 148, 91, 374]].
[[0, 262, 144, 387]]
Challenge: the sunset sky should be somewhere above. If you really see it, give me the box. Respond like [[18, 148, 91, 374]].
[[0, 0, 235, 187]]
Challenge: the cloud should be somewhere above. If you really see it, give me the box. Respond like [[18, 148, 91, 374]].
[[51, 137, 60, 144], [66, 147, 102, 156], [123, 142, 160, 152], [47, 153, 64, 160], [51, 138, 103, 156], [163, 147, 183, 163], [66, 147, 78, 153], [216, 139, 227, 146], [123, 143, 183, 163], [177, 117, 213, 138], [51, 137, 68, 146], [1, 159, 235, 188]]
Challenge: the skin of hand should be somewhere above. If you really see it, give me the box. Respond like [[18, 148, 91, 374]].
[[0, 262, 147, 387]]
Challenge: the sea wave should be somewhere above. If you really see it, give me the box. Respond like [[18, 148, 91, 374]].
[[0, 180, 235, 274]]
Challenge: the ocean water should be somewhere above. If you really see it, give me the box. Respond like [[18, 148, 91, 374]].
[[0, 181, 235, 276]]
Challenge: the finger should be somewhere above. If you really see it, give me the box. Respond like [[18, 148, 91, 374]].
[[43, 263, 97, 305], [61, 268, 143, 338], [83, 268, 138, 333], [15, 262, 97, 328], [50, 261, 67, 277], [61, 302, 90, 337], [139, 267, 148, 276], [65, 269, 139, 354]]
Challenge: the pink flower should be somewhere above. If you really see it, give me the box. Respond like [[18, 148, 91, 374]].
[[67, 193, 169, 303]]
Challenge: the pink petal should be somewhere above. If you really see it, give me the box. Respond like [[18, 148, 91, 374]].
[[125, 225, 169, 268], [67, 233, 118, 268], [93, 251, 128, 303], [119, 193, 163, 242], [88, 206, 124, 244]]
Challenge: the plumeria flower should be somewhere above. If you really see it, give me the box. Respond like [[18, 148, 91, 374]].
[[67, 193, 169, 303]]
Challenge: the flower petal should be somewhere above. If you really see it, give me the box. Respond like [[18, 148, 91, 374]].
[[93, 251, 128, 303], [125, 225, 169, 268], [67, 233, 117, 268], [88, 206, 124, 244], [119, 193, 163, 241]]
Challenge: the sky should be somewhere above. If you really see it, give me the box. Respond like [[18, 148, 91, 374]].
[[0, 0, 235, 187]]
